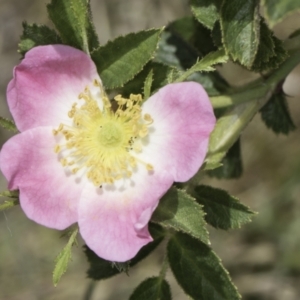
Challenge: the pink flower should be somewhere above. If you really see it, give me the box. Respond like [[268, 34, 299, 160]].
[[0, 45, 215, 262]]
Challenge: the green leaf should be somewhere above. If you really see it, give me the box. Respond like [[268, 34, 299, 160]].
[[121, 62, 174, 98], [85, 223, 165, 280], [91, 29, 162, 89], [260, 91, 296, 134], [191, 0, 221, 29], [207, 138, 243, 179], [262, 0, 300, 28], [129, 277, 172, 300], [0, 116, 18, 132], [267, 35, 288, 70], [18, 22, 62, 56], [168, 16, 197, 42], [168, 232, 241, 300], [155, 28, 208, 70], [0, 190, 19, 198], [154, 28, 229, 96], [53, 228, 78, 286], [152, 187, 209, 245], [47, 0, 99, 52], [194, 185, 255, 229], [251, 20, 288, 72], [220, 0, 260, 68], [143, 69, 154, 100], [206, 100, 261, 169], [175, 48, 229, 82], [0, 199, 19, 212], [211, 21, 223, 48], [168, 17, 218, 58]]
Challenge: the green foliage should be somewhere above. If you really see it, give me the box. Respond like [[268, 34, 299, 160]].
[[175, 48, 229, 82], [0, 116, 18, 133], [154, 27, 229, 96], [0, 199, 19, 212], [206, 100, 261, 169], [221, 0, 260, 68], [195, 185, 255, 229], [18, 22, 62, 56], [262, 0, 300, 27], [152, 187, 209, 245], [91, 29, 162, 89], [53, 228, 78, 286], [47, 0, 99, 53], [168, 232, 241, 300], [251, 20, 288, 72], [85, 224, 165, 280], [260, 91, 296, 134], [121, 62, 174, 98], [143, 69, 154, 100], [191, 0, 221, 29], [168, 16, 218, 57], [207, 138, 243, 179], [129, 277, 172, 300], [212, 21, 222, 48], [168, 16, 196, 42], [0, 190, 19, 198], [0, 190, 20, 211], [194, 22, 219, 56]]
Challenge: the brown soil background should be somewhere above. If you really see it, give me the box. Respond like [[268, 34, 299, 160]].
[[0, 1, 300, 299]]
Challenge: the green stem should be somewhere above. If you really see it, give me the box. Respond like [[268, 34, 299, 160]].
[[203, 50, 300, 168], [158, 252, 169, 281], [210, 50, 300, 109]]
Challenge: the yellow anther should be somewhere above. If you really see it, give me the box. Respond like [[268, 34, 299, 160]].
[[114, 94, 122, 101], [146, 164, 153, 171], [60, 158, 68, 166], [58, 124, 64, 131], [126, 100, 133, 109], [139, 125, 148, 138], [93, 79, 101, 86], [144, 114, 153, 124], [54, 145, 61, 153], [68, 110, 74, 118], [130, 94, 142, 102], [133, 144, 142, 153], [72, 168, 79, 174]]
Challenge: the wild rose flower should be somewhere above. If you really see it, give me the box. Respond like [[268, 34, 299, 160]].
[[0, 45, 216, 262]]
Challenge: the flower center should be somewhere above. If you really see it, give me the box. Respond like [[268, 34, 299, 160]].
[[98, 121, 123, 148], [53, 80, 153, 187]]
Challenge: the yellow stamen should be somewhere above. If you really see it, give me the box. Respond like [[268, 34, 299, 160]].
[[53, 81, 154, 186]]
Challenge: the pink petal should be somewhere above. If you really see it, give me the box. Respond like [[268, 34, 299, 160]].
[[78, 167, 173, 262], [7, 45, 100, 132], [140, 82, 216, 182], [0, 127, 82, 229]]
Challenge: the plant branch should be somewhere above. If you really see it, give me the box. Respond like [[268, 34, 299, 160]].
[[210, 49, 300, 109]]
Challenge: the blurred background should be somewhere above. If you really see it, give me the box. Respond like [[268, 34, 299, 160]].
[[0, 0, 300, 299]]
